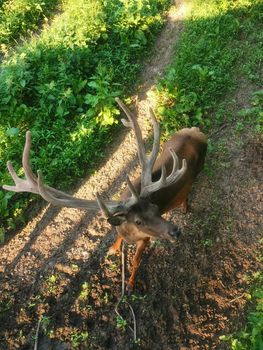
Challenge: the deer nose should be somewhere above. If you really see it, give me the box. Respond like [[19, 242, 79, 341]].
[[169, 227, 181, 239]]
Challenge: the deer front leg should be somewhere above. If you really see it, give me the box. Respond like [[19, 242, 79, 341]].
[[180, 181, 192, 214], [181, 197, 188, 214], [108, 234, 123, 255], [127, 238, 150, 293]]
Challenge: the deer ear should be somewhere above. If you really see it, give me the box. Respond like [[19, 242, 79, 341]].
[[107, 213, 127, 226]]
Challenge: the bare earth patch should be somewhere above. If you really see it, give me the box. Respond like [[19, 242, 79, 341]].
[[0, 1, 262, 349]]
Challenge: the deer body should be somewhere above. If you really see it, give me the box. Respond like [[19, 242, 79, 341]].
[[122, 127, 207, 211], [3, 98, 207, 292], [109, 127, 207, 290]]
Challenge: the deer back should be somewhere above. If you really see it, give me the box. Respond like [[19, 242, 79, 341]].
[[122, 127, 207, 213]]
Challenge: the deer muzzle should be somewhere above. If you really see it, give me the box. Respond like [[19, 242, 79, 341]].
[[169, 226, 181, 240]]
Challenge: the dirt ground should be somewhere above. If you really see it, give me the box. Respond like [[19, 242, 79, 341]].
[[0, 1, 262, 349]]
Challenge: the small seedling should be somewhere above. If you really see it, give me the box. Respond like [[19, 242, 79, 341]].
[[70, 330, 89, 348], [79, 282, 90, 300], [201, 239, 213, 247], [116, 315, 127, 330]]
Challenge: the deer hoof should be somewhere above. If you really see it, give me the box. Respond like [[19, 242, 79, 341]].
[[126, 281, 134, 295], [181, 200, 188, 214]]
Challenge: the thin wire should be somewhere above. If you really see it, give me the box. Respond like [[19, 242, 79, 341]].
[[114, 242, 137, 342], [34, 316, 42, 350]]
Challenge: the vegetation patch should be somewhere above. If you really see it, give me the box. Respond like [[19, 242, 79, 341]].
[[0, 0, 171, 237], [153, 0, 262, 137], [220, 269, 263, 350], [0, 0, 62, 54]]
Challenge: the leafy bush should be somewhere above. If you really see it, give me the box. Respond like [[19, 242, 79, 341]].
[[0, 0, 170, 237], [0, 0, 61, 54]]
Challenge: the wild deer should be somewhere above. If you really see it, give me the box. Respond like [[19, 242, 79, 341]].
[[3, 98, 207, 292]]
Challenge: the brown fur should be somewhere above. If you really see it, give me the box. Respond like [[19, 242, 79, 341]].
[[110, 127, 207, 291]]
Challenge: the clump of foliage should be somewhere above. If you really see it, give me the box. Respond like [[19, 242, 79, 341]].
[[220, 270, 263, 350], [237, 90, 263, 135], [0, 0, 61, 54], [0, 0, 170, 238], [154, 0, 263, 138]]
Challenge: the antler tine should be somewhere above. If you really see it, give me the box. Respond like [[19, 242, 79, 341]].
[[96, 193, 126, 218], [3, 160, 38, 193], [148, 107, 160, 169], [3, 132, 39, 194], [141, 106, 161, 187], [3, 131, 125, 215], [141, 150, 187, 196], [126, 176, 140, 202], [116, 98, 163, 195], [167, 148, 179, 180], [36, 170, 98, 209], [166, 155, 187, 186], [115, 97, 146, 166], [140, 164, 167, 197], [23, 131, 37, 182]]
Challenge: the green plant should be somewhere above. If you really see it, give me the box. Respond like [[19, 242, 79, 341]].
[[0, 297, 13, 313], [79, 282, 90, 301], [154, 0, 262, 137], [201, 239, 213, 247], [70, 329, 89, 348], [116, 315, 127, 330], [84, 64, 121, 126], [220, 271, 263, 350], [46, 274, 59, 294], [0, 0, 171, 238], [131, 294, 147, 301], [238, 90, 263, 135], [41, 316, 51, 335], [0, 0, 61, 54]]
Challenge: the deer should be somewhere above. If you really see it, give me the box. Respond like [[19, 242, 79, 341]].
[[2, 98, 207, 292]]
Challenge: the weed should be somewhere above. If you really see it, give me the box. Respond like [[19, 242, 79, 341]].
[[0, 297, 13, 312], [41, 316, 51, 335], [131, 294, 147, 301], [79, 282, 90, 301], [45, 274, 60, 295], [103, 292, 109, 305], [201, 239, 213, 247], [70, 329, 89, 348], [116, 315, 127, 330], [220, 271, 263, 350], [71, 264, 79, 273], [237, 89, 263, 135]]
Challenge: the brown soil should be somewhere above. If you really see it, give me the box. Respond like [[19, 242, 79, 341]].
[[0, 1, 262, 350]]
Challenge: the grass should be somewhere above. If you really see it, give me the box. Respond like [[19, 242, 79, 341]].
[[0, 0, 171, 236], [153, 0, 263, 138], [0, 0, 62, 54], [220, 269, 263, 350]]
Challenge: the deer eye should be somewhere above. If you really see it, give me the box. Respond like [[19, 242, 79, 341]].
[[135, 218, 143, 226]]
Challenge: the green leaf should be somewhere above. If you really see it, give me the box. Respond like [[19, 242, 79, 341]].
[[6, 127, 20, 136]]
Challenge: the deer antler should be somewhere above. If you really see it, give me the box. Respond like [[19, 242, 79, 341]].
[[2, 131, 137, 216], [3, 99, 186, 218], [115, 98, 187, 197]]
